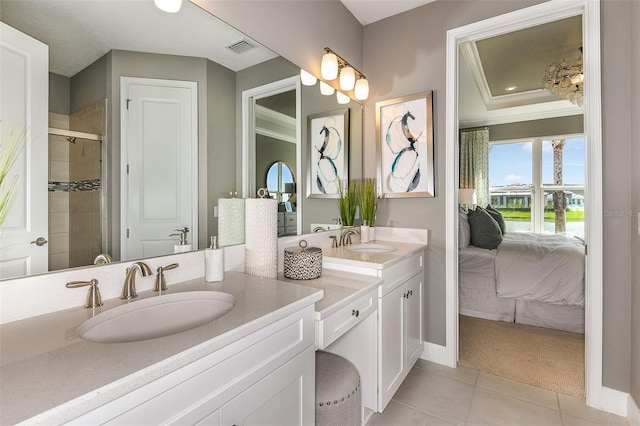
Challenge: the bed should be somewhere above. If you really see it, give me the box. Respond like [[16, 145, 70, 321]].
[[458, 209, 585, 334]]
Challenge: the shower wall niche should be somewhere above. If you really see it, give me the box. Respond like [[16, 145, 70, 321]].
[[48, 99, 106, 270]]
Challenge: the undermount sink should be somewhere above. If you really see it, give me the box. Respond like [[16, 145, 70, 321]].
[[78, 291, 236, 343], [346, 243, 397, 253]]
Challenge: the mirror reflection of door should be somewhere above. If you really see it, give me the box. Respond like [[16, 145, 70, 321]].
[[254, 89, 298, 236], [121, 77, 198, 260]]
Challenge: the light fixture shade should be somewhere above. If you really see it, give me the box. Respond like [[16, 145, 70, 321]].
[[154, 0, 182, 13], [354, 78, 369, 100], [319, 81, 335, 96], [321, 52, 338, 80], [336, 92, 350, 105], [339, 66, 356, 91], [300, 69, 317, 86], [458, 188, 477, 206]]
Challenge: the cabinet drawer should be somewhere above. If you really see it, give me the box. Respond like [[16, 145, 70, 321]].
[[379, 252, 423, 297], [316, 286, 377, 349]]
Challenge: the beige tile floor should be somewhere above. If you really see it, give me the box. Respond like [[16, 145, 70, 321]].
[[368, 359, 629, 426]]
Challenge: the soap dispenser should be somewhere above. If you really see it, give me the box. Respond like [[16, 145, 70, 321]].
[[205, 236, 224, 282], [171, 227, 192, 253]]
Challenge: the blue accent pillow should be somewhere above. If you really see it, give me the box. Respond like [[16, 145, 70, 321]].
[[467, 207, 503, 249]]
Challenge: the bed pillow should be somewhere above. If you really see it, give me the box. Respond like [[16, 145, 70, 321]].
[[485, 205, 506, 234], [458, 207, 471, 249], [467, 207, 503, 249]]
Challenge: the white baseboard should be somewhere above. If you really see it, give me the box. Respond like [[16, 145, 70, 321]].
[[601, 386, 629, 417], [629, 394, 640, 426], [420, 342, 453, 367]]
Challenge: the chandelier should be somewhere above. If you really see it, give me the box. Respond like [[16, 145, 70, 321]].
[[542, 48, 584, 106]]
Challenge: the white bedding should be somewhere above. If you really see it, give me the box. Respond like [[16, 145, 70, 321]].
[[495, 233, 585, 306]]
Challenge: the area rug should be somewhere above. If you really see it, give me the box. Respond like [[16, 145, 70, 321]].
[[458, 315, 585, 397]]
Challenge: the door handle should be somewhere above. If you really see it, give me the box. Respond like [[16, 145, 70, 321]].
[[30, 237, 48, 246]]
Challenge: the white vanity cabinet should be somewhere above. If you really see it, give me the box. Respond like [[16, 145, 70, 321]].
[[378, 270, 424, 411], [320, 245, 425, 418], [68, 306, 316, 425]]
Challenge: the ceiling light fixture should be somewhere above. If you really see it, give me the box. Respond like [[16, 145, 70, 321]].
[[321, 47, 368, 100], [504, 85, 518, 92], [300, 69, 317, 86], [542, 47, 583, 106], [154, 0, 182, 13]]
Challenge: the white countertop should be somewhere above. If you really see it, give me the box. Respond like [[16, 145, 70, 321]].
[[322, 240, 427, 272], [0, 272, 323, 425], [279, 269, 383, 320]]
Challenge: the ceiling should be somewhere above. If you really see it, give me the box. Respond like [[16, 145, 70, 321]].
[[340, 0, 436, 26], [1, 0, 583, 126], [459, 15, 584, 127]]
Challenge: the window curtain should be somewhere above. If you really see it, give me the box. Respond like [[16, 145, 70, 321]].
[[459, 128, 489, 206]]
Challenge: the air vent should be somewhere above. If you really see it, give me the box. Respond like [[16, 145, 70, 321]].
[[226, 39, 256, 54]]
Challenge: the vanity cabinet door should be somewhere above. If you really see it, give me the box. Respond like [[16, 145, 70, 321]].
[[405, 273, 424, 368], [378, 271, 424, 412], [219, 347, 315, 426], [378, 282, 406, 411]]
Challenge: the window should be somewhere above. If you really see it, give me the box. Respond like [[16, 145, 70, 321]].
[[488, 136, 585, 237], [266, 161, 295, 203]]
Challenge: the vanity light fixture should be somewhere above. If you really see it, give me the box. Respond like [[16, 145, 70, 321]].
[[354, 77, 369, 101], [321, 47, 369, 100], [320, 81, 335, 96], [321, 51, 339, 80], [154, 0, 182, 13], [300, 69, 317, 86], [339, 65, 356, 91], [336, 91, 350, 105]]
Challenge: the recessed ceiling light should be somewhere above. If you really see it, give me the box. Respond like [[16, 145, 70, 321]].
[[505, 85, 518, 92]]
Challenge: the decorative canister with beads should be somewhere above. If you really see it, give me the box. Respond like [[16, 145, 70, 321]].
[[283, 239, 322, 280]]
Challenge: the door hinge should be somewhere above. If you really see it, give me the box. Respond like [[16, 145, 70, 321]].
[[127, 164, 129, 174], [126, 99, 131, 110], [127, 228, 130, 238], [584, 244, 587, 255]]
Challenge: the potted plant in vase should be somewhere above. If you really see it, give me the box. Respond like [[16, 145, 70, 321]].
[[337, 179, 357, 227], [357, 178, 379, 241]]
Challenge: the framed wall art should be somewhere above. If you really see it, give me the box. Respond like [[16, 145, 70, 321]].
[[376, 91, 434, 198], [307, 108, 350, 198]]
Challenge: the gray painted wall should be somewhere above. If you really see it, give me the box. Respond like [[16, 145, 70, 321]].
[[487, 115, 584, 142], [49, 73, 70, 115], [629, 0, 640, 405], [70, 55, 107, 113], [601, 0, 633, 392]]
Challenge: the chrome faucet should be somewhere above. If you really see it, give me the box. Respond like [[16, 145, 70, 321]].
[[121, 262, 152, 300], [339, 228, 360, 246]]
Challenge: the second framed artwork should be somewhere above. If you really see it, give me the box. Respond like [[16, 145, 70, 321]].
[[307, 108, 350, 198], [376, 91, 434, 198]]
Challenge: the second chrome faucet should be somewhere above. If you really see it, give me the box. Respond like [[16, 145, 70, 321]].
[[121, 262, 152, 300]]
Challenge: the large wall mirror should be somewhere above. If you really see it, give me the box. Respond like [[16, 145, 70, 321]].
[[0, 0, 362, 280]]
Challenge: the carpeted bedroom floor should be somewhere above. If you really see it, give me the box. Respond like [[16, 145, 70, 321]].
[[458, 315, 585, 398]]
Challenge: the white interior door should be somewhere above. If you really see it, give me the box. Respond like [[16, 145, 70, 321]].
[[0, 23, 48, 279], [121, 77, 197, 260]]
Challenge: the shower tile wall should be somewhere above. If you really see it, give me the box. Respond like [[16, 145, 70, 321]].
[[48, 100, 105, 271], [48, 113, 70, 271], [68, 100, 105, 268]]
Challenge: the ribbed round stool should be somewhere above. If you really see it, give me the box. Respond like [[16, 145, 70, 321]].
[[315, 351, 361, 426]]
